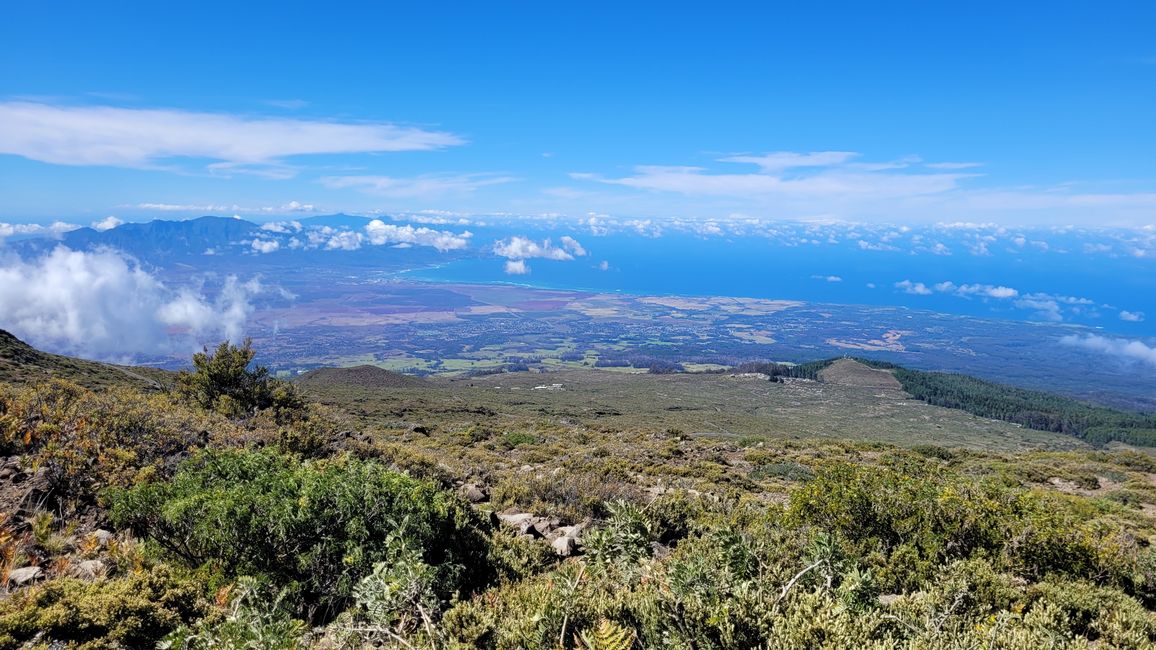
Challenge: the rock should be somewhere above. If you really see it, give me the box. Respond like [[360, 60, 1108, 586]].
[[8, 566, 42, 586], [89, 530, 114, 546], [651, 541, 672, 559], [497, 512, 535, 528], [461, 484, 488, 503], [517, 520, 543, 539], [531, 517, 560, 537], [552, 535, 579, 557], [72, 559, 106, 580]]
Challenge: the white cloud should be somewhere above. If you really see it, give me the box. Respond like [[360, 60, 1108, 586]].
[[955, 284, 1018, 299], [364, 220, 471, 251], [925, 162, 984, 169], [0, 221, 81, 239], [493, 236, 574, 260], [858, 240, 898, 251], [574, 153, 976, 216], [569, 151, 1156, 225], [598, 260, 610, 271], [559, 235, 587, 257], [812, 275, 843, 282], [324, 230, 363, 251], [132, 201, 319, 214], [0, 102, 463, 174], [1061, 334, 1156, 367], [251, 239, 280, 254], [1014, 297, 1063, 321], [321, 173, 514, 198], [717, 151, 858, 171], [91, 216, 123, 231], [0, 247, 261, 359], [1120, 310, 1145, 322], [895, 280, 932, 295], [260, 220, 302, 233], [504, 260, 530, 275]]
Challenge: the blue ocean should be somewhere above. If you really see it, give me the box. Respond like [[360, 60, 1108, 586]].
[[401, 230, 1156, 337]]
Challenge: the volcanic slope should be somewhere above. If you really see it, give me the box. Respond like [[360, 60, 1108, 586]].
[[298, 359, 1089, 454], [0, 330, 173, 391]]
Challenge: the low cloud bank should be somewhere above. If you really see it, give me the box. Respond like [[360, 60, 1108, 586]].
[[1060, 334, 1156, 368], [0, 247, 262, 359]]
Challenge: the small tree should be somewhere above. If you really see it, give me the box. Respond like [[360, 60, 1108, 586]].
[[176, 339, 301, 418]]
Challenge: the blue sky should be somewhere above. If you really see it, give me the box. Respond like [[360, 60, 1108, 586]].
[[1, 2, 1154, 225]]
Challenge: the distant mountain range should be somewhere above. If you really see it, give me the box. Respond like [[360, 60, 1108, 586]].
[[6, 214, 452, 265]]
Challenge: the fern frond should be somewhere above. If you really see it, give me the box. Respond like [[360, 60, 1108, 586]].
[[575, 618, 636, 650]]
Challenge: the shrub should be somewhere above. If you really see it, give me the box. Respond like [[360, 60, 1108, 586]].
[[175, 339, 304, 420], [786, 460, 1143, 595], [749, 461, 815, 482], [108, 448, 493, 623], [0, 379, 215, 503], [0, 565, 207, 649], [160, 576, 306, 650], [501, 431, 540, 449]]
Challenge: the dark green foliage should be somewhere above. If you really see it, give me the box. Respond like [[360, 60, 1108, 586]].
[[749, 461, 816, 482], [501, 431, 540, 448], [176, 339, 304, 419], [732, 359, 833, 380], [889, 366, 1156, 447], [910, 443, 956, 461], [108, 448, 493, 623]]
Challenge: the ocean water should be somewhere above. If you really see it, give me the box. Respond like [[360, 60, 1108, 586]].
[[401, 232, 1156, 337]]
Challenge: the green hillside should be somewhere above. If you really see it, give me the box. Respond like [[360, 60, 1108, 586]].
[[1, 340, 1154, 648], [0, 329, 173, 391]]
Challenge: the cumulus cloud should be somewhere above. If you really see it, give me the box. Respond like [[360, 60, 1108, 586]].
[[558, 235, 587, 257], [956, 284, 1018, 299], [0, 102, 462, 174], [260, 220, 302, 234], [1060, 334, 1156, 367], [324, 230, 363, 251], [0, 247, 261, 359], [504, 260, 530, 275], [895, 280, 932, 295], [598, 260, 610, 271], [364, 220, 471, 251], [812, 275, 843, 282], [493, 236, 575, 260], [1120, 310, 1145, 322], [0, 221, 81, 240], [858, 240, 898, 252], [91, 216, 124, 232], [251, 239, 280, 254]]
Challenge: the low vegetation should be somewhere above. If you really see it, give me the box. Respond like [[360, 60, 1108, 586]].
[[1, 335, 1155, 648]]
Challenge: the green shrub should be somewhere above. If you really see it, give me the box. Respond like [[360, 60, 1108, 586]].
[[161, 576, 306, 650], [501, 431, 540, 449], [108, 448, 493, 623], [0, 565, 207, 649], [175, 339, 304, 420], [749, 461, 815, 482]]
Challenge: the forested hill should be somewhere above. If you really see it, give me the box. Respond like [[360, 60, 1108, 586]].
[[753, 357, 1156, 448]]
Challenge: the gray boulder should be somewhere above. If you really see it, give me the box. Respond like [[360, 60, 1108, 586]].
[[8, 566, 42, 586]]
